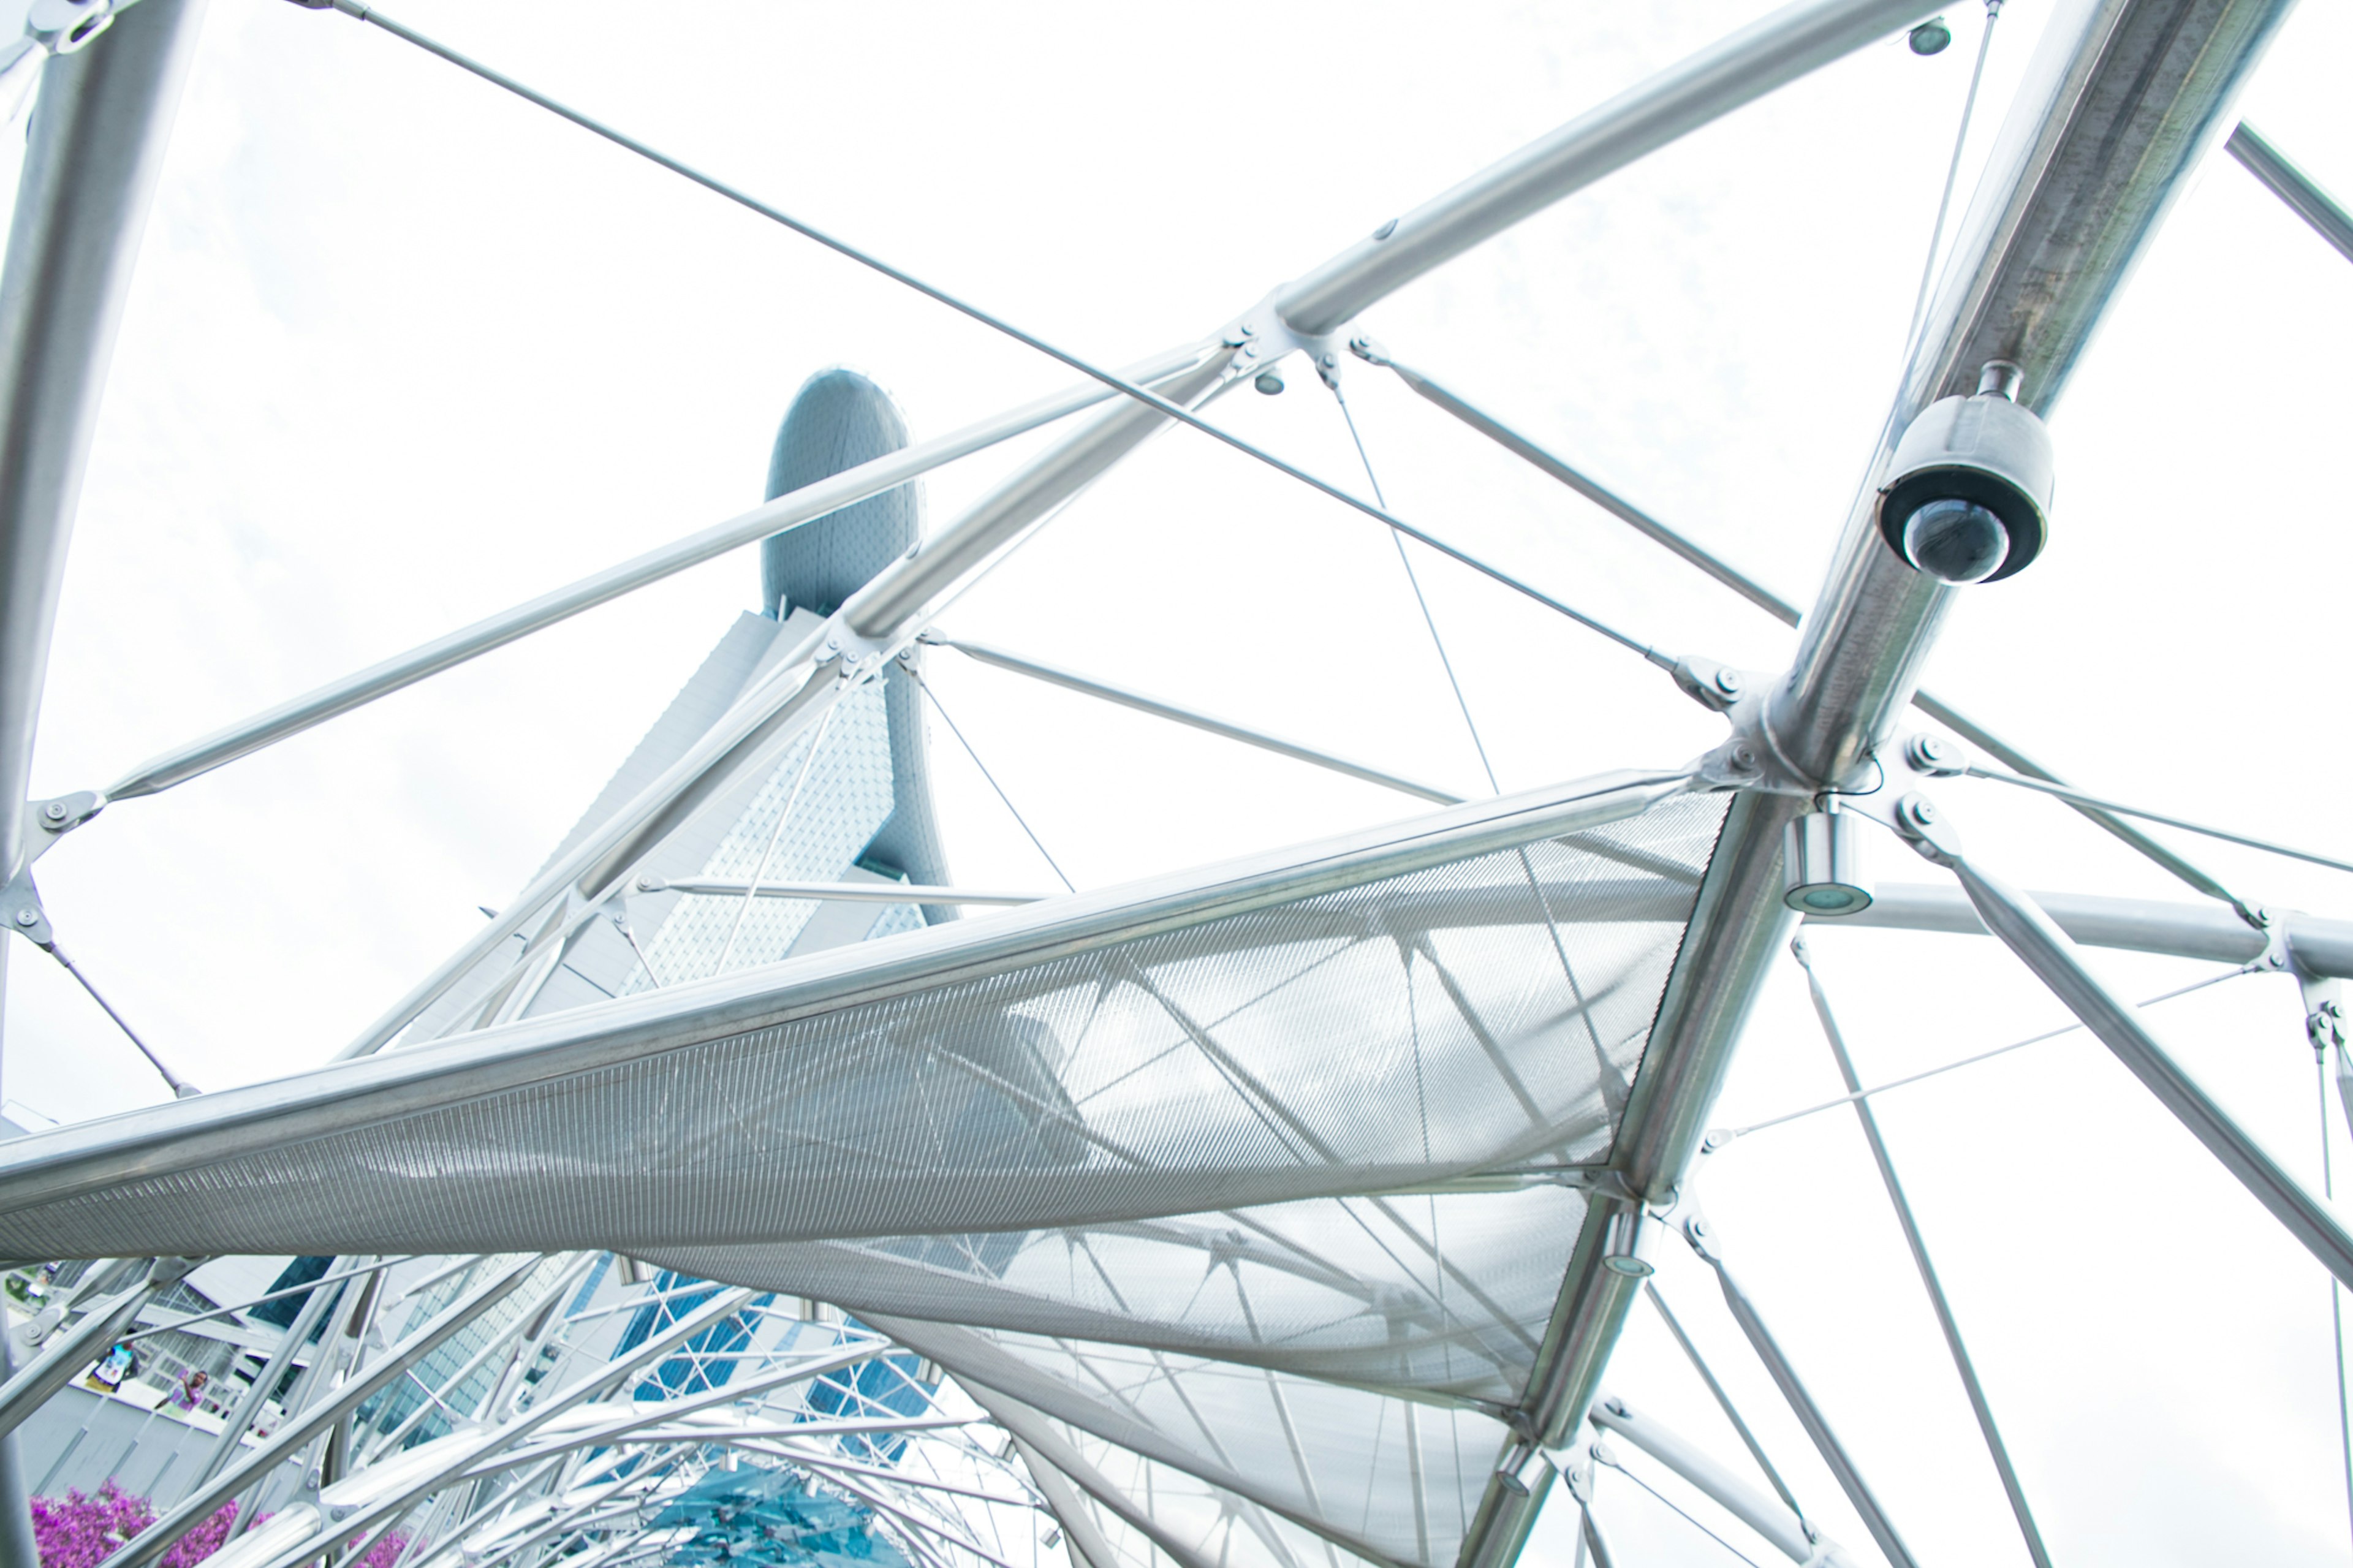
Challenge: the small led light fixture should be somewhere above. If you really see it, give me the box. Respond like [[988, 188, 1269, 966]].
[[1877, 360, 2054, 584], [1908, 15, 1953, 53], [1783, 806, 1872, 915], [1598, 1206, 1654, 1278]]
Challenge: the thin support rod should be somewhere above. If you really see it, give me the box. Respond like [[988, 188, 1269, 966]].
[[321, 3, 1670, 668], [1916, 822, 2353, 1293], [1965, 764, 2353, 877], [1377, 345, 2259, 918], [1689, 1224, 1921, 1568], [1333, 383, 1499, 793], [1724, 964, 2246, 1139], [0, 1265, 180, 1441], [2321, 1044, 2353, 1554], [645, 876, 1043, 907], [1640, 1283, 1803, 1518], [711, 702, 837, 977], [1792, 934, 2053, 1568], [101, 349, 1202, 805], [123, 1254, 412, 1344], [40, 939, 192, 1094], [1590, 1452, 1765, 1568], [938, 637, 1460, 804], [1370, 351, 1798, 624], [1896, 0, 2001, 361], [96, 1256, 545, 1568], [1587, 1393, 1806, 1562], [2227, 122, 2353, 265], [911, 666, 1073, 892]]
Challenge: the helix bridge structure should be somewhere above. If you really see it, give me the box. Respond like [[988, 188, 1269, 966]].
[[0, 1, 2348, 1567]]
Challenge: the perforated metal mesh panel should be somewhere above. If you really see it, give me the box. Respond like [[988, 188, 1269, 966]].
[[0, 790, 1724, 1267]]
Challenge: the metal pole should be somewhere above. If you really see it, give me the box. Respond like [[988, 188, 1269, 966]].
[[643, 877, 1043, 907], [0, 1331, 36, 1568], [0, 765, 1688, 1244], [1900, 803, 2353, 1293], [1640, 1282, 1803, 1521], [1482, 9, 2303, 1556], [2226, 123, 2353, 265], [938, 637, 1461, 805], [0, 0, 208, 881], [191, 1257, 349, 1493], [0, 939, 28, 1568], [1835, 881, 2353, 976], [1373, 349, 2253, 915], [1585, 1394, 1816, 1565], [244, 1289, 763, 1568], [1273, 0, 1943, 335], [0, 1259, 192, 1440], [100, 1256, 544, 1568], [1686, 1217, 1920, 1568], [340, 349, 1232, 1059], [1792, 934, 2053, 1568], [99, 346, 1208, 805]]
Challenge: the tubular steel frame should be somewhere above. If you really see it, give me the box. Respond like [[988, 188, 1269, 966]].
[[0, 1, 2344, 1567]]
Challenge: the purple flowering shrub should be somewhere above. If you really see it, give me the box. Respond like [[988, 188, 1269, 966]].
[[31, 1487, 405, 1568]]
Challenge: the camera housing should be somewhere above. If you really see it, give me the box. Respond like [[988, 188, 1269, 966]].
[[1876, 372, 2054, 584]]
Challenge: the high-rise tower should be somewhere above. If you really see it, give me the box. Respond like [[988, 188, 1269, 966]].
[[408, 369, 950, 1035]]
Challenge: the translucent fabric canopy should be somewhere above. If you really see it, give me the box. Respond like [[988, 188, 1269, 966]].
[[642, 1183, 1588, 1404], [878, 1317, 1512, 1568], [0, 770, 1720, 1568], [0, 774, 1719, 1271]]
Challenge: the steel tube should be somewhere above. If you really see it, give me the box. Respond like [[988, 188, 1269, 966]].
[[1586, 1395, 1813, 1564], [1457, 1449, 1556, 1568], [1774, 0, 2294, 783], [645, 876, 1044, 906], [1832, 880, 2353, 975], [1942, 844, 2353, 1292], [99, 1256, 543, 1568], [244, 1287, 760, 1568], [941, 636, 1462, 805], [102, 347, 1207, 803], [191, 1257, 348, 1491], [0, 1334, 30, 1568], [1008, 1437, 1131, 1568], [346, 352, 1230, 1059], [1381, 360, 1800, 623], [1476, 10, 2302, 1562], [1275, 0, 1942, 335], [2227, 123, 2353, 263], [844, 354, 1233, 637], [1695, 1236, 1919, 1568], [1797, 939, 2051, 1568], [0, 0, 208, 877], [0, 767, 1686, 1236], [0, 1267, 177, 1441], [1386, 350, 2255, 909], [336, 635, 839, 1057]]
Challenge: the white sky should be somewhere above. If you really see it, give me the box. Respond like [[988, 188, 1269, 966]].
[[6, 0, 2353, 1564]]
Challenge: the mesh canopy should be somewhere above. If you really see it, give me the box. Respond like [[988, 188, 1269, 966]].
[[644, 1184, 1588, 1404], [879, 1319, 1502, 1568], [0, 779, 1721, 1267]]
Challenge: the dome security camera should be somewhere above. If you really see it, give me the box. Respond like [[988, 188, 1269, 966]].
[[1876, 361, 2054, 584]]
